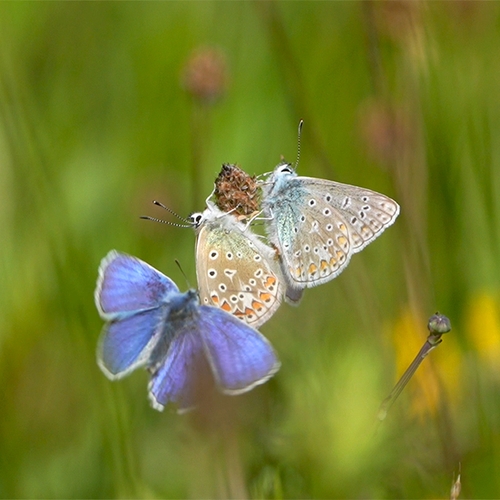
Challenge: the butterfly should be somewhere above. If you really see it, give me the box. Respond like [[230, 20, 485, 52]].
[[189, 202, 286, 327], [261, 161, 400, 293], [95, 250, 280, 411]]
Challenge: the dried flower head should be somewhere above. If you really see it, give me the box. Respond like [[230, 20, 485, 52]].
[[214, 164, 260, 218], [182, 47, 228, 104]]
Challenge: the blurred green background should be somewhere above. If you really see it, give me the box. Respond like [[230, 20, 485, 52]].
[[1, 1, 500, 498]]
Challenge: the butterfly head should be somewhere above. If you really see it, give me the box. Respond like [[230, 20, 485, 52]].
[[188, 211, 205, 229], [167, 288, 200, 320], [274, 161, 295, 176]]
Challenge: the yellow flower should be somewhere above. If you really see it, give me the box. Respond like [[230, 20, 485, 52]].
[[466, 291, 500, 371]]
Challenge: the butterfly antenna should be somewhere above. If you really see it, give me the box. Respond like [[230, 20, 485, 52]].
[[293, 119, 304, 171], [174, 259, 192, 288], [140, 200, 193, 228], [152, 200, 190, 222]]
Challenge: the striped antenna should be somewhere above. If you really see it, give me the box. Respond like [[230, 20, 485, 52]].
[[140, 200, 193, 228]]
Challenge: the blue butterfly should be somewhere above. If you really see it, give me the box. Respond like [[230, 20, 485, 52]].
[[94, 250, 280, 411]]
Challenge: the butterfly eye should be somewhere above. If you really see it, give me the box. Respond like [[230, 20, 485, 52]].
[[189, 212, 204, 225], [276, 162, 294, 175]]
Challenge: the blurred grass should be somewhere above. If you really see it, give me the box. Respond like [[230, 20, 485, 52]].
[[1, 1, 500, 498]]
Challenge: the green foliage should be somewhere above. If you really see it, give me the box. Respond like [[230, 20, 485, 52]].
[[1, 2, 500, 497]]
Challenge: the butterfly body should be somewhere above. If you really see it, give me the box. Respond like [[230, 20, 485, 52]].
[[262, 162, 400, 289], [191, 202, 283, 327], [95, 251, 280, 411]]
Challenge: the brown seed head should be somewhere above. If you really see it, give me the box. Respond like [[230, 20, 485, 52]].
[[214, 164, 261, 218], [182, 47, 228, 104]]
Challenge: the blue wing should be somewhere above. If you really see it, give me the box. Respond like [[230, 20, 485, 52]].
[[147, 302, 280, 411], [148, 329, 209, 412], [98, 308, 166, 379], [95, 251, 178, 379], [198, 306, 280, 394], [95, 250, 178, 319]]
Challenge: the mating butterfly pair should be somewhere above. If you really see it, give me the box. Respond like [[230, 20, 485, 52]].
[[197, 160, 400, 325]]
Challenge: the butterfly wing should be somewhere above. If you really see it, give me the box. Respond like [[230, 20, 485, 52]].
[[95, 250, 179, 318], [263, 172, 399, 288], [195, 212, 283, 327], [300, 177, 400, 253], [95, 251, 177, 379], [198, 305, 280, 394], [98, 310, 168, 379], [147, 301, 280, 411]]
